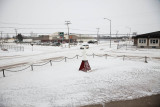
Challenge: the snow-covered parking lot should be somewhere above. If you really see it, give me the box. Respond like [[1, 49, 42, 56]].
[[0, 41, 160, 107]]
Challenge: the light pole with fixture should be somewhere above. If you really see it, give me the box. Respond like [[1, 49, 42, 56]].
[[96, 28, 100, 45], [104, 18, 111, 48]]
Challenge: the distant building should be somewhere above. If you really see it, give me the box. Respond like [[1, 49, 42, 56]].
[[132, 31, 160, 48], [23, 39, 33, 43], [64, 33, 78, 42], [6, 38, 15, 43], [50, 32, 64, 39]]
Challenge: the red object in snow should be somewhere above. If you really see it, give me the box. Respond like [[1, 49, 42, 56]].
[[79, 60, 91, 72]]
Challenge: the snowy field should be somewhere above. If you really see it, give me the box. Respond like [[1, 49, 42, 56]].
[[0, 41, 160, 107]]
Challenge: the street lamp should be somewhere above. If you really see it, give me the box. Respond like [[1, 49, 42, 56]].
[[104, 18, 111, 48], [96, 28, 100, 45], [65, 21, 71, 48]]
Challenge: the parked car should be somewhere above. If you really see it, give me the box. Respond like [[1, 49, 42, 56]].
[[79, 41, 83, 43], [42, 42, 50, 46], [88, 40, 97, 44], [50, 42, 61, 46], [80, 44, 89, 49]]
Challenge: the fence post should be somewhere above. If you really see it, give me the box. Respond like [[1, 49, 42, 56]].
[[31, 65, 33, 71], [76, 55, 78, 59], [2, 69, 5, 77], [117, 44, 119, 49], [93, 53, 94, 58], [126, 44, 127, 50], [50, 60, 52, 66], [65, 57, 67, 62], [105, 54, 108, 59], [102, 103, 105, 107], [145, 56, 148, 63], [123, 55, 125, 61]]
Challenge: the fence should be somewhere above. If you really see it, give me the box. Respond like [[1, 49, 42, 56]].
[[0, 44, 24, 51], [1, 53, 160, 77], [117, 44, 127, 49]]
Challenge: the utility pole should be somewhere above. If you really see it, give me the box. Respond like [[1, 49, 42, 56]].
[[14, 29, 18, 42], [116, 31, 119, 39], [0, 31, 3, 40], [0, 31, 3, 44], [104, 18, 112, 48], [126, 27, 131, 44], [96, 28, 100, 45], [65, 21, 71, 48], [15, 29, 18, 36], [6, 33, 9, 39]]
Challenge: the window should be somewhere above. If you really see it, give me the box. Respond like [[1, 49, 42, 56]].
[[139, 39, 146, 43], [150, 39, 158, 44]]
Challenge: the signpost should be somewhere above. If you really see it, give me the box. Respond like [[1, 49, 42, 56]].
[[31, 43, 33, 51], [59, 32, 64, 47]]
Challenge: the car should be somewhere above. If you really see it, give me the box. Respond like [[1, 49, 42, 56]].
[[80, 44, 89, 49], [79, 41, 83, 43], [50, 42, 61, 46], [88, 40, 96, 44], [42, 42, 50, 46]]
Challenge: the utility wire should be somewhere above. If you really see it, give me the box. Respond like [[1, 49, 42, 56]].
[[0, 22, 63, 26]]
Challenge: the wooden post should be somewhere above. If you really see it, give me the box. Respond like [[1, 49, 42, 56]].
[[145, 56, 148, 63], [50, 60, 52, 66], [93, 53, 94, 58], [76, 55, 78, 59], [126, 44, 127, 50], [2, 69, 5, 77], [105, 54, 108, 59], [123, 55, 125, 61], [31, 65, 33, 71], [65, 57, 67, 62]]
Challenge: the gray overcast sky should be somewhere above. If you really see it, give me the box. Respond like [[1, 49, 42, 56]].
[[0, 0, 160, 36]]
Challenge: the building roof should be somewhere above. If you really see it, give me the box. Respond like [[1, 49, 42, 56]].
[[132, 31, 160, 38]]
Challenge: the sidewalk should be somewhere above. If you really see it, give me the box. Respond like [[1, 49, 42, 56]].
[[81, 94, 160, 107]]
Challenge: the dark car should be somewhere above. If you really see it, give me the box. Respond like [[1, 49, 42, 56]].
[[50, 42, 61, 46], [88, 40, 96, 44], [79, 41, 83, 43]]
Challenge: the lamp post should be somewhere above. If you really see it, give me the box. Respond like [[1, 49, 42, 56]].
[[104, 18, 111, 48], [96, 28, 100, 45], [65, 21, 71, 48]]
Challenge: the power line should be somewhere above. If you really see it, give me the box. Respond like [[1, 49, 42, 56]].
[[0, 27, 66, 30], [0, 22, 63, 26]]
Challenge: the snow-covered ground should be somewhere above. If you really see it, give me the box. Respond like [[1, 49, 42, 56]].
[[0, 41, 160, 107]]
